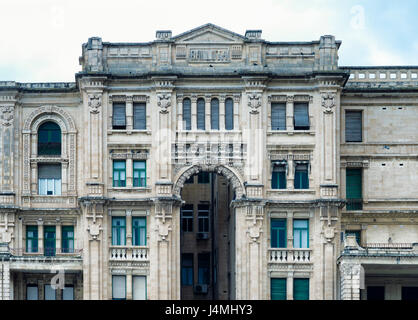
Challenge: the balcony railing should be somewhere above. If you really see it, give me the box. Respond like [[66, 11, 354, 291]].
[[346, 198, 363, 211], [109, 246, 149, 261], [269, 248, 312, 263], [9, 247, 83, 257]]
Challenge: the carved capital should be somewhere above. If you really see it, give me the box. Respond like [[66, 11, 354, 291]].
[[157, 93, 172, 114], [247, 93, 262, 114], [321, 92, 336, 114], [88, 94, 102, 114], [0, 105, 14, 126]]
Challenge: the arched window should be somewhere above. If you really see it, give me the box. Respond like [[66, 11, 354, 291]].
[[38, 122, 61, 155], [225, 98, 234, 130], [210, 98, 219, 130], [197, 98, 205, 130], [183, 98, 191, 130]]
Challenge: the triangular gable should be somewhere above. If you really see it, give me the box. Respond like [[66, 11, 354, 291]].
[[172, 23, 246, 43]]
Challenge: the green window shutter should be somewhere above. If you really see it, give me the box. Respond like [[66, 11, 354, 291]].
[[225, 98, 234, 130], [271, 162, 287, 189], [26, 226, 38, 253], [183, 98, 191, 130], [271, 103, 286, 130], [271, 219, 286, 248], [295, 164, 309, 189], [346, 169, 362, 199], [211, 98, 219, 130], [62, 226, 74, 253], [44, 226, 56, 256], [271, 278, 286, 300], [294, 278, 309, 300], [133, 103, 146, 130]]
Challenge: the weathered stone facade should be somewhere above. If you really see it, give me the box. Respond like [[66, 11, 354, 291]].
[[0, 24, 417, 300]]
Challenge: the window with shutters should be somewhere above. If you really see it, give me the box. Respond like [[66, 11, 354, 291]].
[[293, 278, 309, 300], [197, 98, 205, 130], [271, 103, 286, 130], [112, 103, 126, 129], [133, 160, 146, 187], [225, 98, 234, 130], [183, 98, 192, 130], [211, 98, 219, 130], [271, 278, 286, 300], [181, 204, 194, 232], [271, 161, 287, 189], [26, 285, 38, 300], [132, 217, 146, 246], [44, 226, 56, 256], [294, 103, 310, 130], [345, 111, 362, 142], [26, 225, 38, 253], [112, 275, 126, 300], [38, 122, 61, 155], [38, 164, 61, 195], [112, 217, 126, 246], [293, 220, 309, 248], [113, 160, 126, 187], [133, 276, 147, 300], [181, 253, 194, 286], [294, 163, 309, 189], [346, 168, 362, 210], [271, 219, 286, 248], [62, 226, 74, 253], [133, 103, 146, 130]]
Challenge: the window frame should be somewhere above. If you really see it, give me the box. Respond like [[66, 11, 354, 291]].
[[132, 217, 147, 246], [293, 278, 310, 300], [271, 278, 287, 300], [181, 253, 194, 286], [293, 219, 309, 249], [197, 98, 206, 130], [197, 253, 210, 285], [271, 219, 287, 248], [182, 98, 192, 131], [271, 162, 287, 189], [181, 204, 194, 233], [225, 98, 234, 130], [26, 225, 38, 253], [210, 98, 219, 130], [345, 110, 363, 142], [133, 160, 146, 187], [112, 217, 126, 246], [37, 121, 62, 156], [293, 102, 310, 130], [113, 160, 126, 187], [294, 163, 309, 189], [112, 102, 127, 130], [271, 103, 286, 131], [61, 225, 74, 253], [38, 163, 62, 196], [133, 102, 146, 130], [198, 204, 210, 233], [112, 275, 127, 300], [44, 226, 56, 257]]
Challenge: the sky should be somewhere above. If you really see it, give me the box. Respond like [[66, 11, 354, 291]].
[[0, 0, 417, 83]]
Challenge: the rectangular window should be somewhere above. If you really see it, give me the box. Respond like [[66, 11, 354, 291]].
[[271, 162, 286, 189], [44, 284, 56, 300], [346, 168, 362, 210], [198, 204, 210, 233], [62, 286, 74, 300], [113, 160, 126, 187], [294, 103, 309, 130], [181, 204, 194, 233], [293, 219, 309, 248], [198, 253, 210, 285], [133, 160, 146, 187], [181, 253, 194, 286], [132, 217, 146, 246], [294, 163, 309, 189], [183, 99, 192, 130], [271, 278, 286, 300], [26, 225, 38, 253], [112, 217, 126, 246], [271, 103, 286, 130], [44, 226, 56, 256], [197, 172, 210, 184], [26, 285, 38, 300], [293, 278, 309, 300], [271, 219, 287, 248], [133, 276, 146, 300], [133, 103, 146, 130], [345, 111, 362, 142], [38, 164, 61, 195], [61, 226, 74, 253], [197, 98, 205, 130], [112, 275, 126, 300], [112, 103, 126, 129]]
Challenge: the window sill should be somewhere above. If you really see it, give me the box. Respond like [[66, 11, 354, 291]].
[[108, 130, 151, 135], [108, 187, 151, 192], [267, 130, 315, 135], [267, 189, 315, 194], [177, 130, 242, 134]]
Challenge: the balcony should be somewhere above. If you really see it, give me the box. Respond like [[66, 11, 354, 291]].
[[346, 198, 363, 211], [269, 248, 312, 263], [9, 247, 83, 257], [109, 246, 149, 261]]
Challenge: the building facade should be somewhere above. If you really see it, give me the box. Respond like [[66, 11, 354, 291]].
[[0, 24, 417, 300]]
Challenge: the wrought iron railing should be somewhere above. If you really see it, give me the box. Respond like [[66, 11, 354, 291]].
[[9, 247, 83, 257]]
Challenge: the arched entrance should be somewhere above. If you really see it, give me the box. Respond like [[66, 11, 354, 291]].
[[174, 165, 245, 300]]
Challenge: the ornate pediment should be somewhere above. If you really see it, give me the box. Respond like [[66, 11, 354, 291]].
[[173, 23, 245, 44]]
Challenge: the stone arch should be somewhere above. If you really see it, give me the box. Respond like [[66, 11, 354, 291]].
[[23, 105, 77, 133], [173, 164, 246, 199]]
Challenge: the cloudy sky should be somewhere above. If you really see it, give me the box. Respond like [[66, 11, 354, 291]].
[[1, 0, 417, 82]]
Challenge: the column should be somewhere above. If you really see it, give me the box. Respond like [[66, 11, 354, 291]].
[[177, 95, 183, 131], [56, 222, 61, 254], [286, 95, 294, 132], [126, 210, 132, 247], [191, 95, 197, 131], [38, 222, 44, 254], [61, 162, 68, 194], [287, 271, 294, 300], [339, 262, 361, 300], [126, 96, 133, 133], [205, 95, 211, 131], [126, 158, 133, 188], [219, 95, 226, 131], [126, 272, 133, 300]]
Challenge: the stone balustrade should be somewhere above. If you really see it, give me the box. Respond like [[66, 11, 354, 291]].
[[109, 246, 149, 261], [268, 248, 312, 263]]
